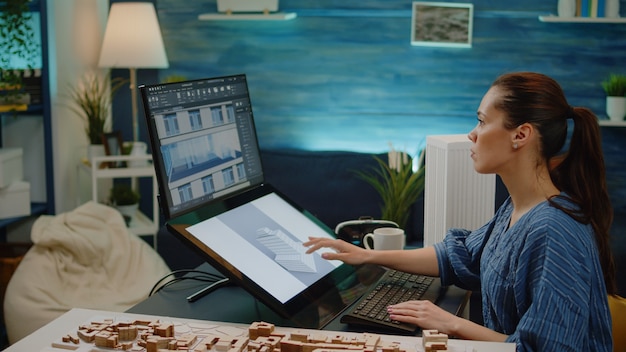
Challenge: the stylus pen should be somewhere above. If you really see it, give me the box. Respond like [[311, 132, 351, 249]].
[[186, 278, 230, 302]]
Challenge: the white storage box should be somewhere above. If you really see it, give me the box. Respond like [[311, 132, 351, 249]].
[[0, 148, 23, 188], [0, 181, 30, 219]]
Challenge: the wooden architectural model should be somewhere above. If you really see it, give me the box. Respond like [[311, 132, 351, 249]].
[[52, 319, 449, 352], [422, 330, 448, 351]]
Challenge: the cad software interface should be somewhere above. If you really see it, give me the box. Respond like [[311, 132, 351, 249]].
[[143, 75, 264, 217], [187, 192, 341, 303]]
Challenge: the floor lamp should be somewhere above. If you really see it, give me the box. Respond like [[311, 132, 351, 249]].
[[98, 2, 169, 144]]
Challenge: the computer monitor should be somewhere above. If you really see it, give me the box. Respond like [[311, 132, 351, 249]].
[[140, 74, 264, 219], [139, 74, 386, 328]]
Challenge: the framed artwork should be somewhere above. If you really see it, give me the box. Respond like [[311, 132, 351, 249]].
[[411, 2, 474, 48], [101, 131, 125, 168]]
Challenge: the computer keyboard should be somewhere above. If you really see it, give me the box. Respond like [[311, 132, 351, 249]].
[[340, 269, 442, 334]]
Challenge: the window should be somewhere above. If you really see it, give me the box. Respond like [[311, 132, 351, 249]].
[[178, 183, 193, 203], [164, 113, 180, 136], [222, 167, 234, 186], [225, 105, 235, 123], [236, 162, 245, 180], [189, 109, 202, 131], [211, 106, 223, 126], [202, 175, 215, 194]]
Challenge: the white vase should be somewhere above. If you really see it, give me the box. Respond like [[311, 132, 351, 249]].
[[606, 96, 626, 121], [129, 142, 149, 168], [87, 144, 105, 162], [606, 0, 620, 18], [557, 0, 576, 17]]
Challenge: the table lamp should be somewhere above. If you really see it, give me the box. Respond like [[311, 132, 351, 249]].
[[98, 2, 169, 143]]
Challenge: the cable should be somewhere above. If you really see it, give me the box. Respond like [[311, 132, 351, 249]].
[[186, 277, 231, 302], [153, 275, 216, 294], [148, 269, 226, 297]]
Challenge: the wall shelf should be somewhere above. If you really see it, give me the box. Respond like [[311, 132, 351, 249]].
[[598, 119, 626, 127], [539, 15, 626, 23], [198, 12, 297, 21], [0, 0, 54, 241]]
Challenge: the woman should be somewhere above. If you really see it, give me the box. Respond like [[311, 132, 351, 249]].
[[305, 72, 615, 351]]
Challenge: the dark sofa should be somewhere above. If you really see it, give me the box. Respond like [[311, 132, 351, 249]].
[[157, 149, 425, 271]]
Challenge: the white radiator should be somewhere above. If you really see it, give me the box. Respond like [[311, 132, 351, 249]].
[[423, 135, 496, 247]]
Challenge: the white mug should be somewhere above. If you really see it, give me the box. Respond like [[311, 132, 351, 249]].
[[363, 227, 405, 250]]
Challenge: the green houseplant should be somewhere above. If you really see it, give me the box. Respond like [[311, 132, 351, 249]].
[[602, 74, 626, 97], [67, 72, 127, 145], [0, 0, 40, 109], [602, 74, 626, 121], [109, 183, 140, 224], [354, 146, 425, 231], [109, 183, 140, 206]]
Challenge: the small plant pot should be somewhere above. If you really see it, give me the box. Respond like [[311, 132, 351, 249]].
[[115, 203, 138, 226], [606, 96, 626, 121]]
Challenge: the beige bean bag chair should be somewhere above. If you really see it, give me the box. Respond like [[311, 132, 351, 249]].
[[3, 201, 171, 344]]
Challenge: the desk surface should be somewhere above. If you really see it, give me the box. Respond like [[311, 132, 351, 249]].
[[127, 262, 470, 334], [4, 308, 515, 352]]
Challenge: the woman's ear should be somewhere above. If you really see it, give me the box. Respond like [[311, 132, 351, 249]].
[[513, 123, 533, 148]]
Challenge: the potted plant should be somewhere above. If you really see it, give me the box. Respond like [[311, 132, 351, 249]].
[[67, 72, 126, 159], [0, 0, 40, 111], [601, 74, 626, 121], [109, 183, 140, 224], [354, 145, 425, 231]]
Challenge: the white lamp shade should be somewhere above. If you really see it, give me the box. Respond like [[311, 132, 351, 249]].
[[98, 2, 169, 69]]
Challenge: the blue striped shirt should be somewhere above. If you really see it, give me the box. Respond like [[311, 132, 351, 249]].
[[434, 196, 612, 351]]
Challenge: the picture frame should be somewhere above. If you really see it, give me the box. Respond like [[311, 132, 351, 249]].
[[101, 131, 125, 168], [411, 2, 474, 48]]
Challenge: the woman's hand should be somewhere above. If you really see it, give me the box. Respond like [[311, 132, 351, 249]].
[[388, 300, 509, 342], [387, 300, 460, 335], [303, 237, 370, 265]]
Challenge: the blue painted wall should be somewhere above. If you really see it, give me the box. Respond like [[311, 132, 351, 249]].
[[137, 1, 626, 296], [153, 0, 626, 154]]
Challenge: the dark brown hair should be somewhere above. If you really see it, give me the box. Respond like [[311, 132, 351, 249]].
[[492, 72, 616, 295]]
